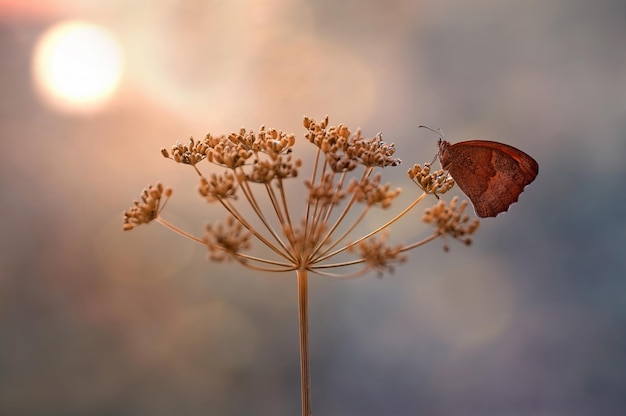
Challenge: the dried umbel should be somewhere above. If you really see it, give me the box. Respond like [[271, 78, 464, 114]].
[[122, 183, 171, 231], [124, 116, 478, 274], [423, 196, 480, 252], [122, 116, 480, 416]]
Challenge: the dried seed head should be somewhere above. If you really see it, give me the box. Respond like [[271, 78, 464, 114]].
[[204, 216, 252, 261], [303, 115, 329, 130], [166, 137, 209, 166], [228, 126, 295, 158], [246, 154, 301, 183], [206, 135, 254, 169], [326, 151, 359, 172], [122, 183, 171, 230], [348, 233, 407, 277], [198, 171, 238, 202], [347, 173, 401, 208], [351, 133, 401, 168], [408, 163, 455, 197], [258, 129, 296, 157], [126, 116, 481, 277], [422, 196, 480, 249], [304, 117, 401, 171]]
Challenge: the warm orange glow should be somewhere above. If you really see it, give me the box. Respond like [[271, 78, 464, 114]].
[[32, 20, 124, 114], [0, 0, 55, 18]]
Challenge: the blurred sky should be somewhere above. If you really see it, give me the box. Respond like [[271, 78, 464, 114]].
[[1, 0, 625, 415]]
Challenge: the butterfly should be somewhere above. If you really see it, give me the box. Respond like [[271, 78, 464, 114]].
[[422, 127, 539, 218]]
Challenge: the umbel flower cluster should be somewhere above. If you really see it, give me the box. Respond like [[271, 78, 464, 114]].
[[123, 116, 479, 275]]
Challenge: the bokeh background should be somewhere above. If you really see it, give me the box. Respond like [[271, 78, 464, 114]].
[[1, 0, 625, 415]]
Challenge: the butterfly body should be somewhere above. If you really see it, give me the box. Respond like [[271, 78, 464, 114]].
[[438, 139, 538, 218]]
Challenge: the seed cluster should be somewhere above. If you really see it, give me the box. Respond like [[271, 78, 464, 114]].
[[304, 116, 401, 171], [198, 172, 238, 202], [422, 196, 480, 251], [346, 173, 400, 208], [204, 216, 252, 262], [349, 233, 407, 276], [122, 183, 172, 230], [408, 163, 454, 197]]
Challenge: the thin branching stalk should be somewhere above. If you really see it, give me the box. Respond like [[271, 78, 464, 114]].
[[234, 175, 296, 260], [311, 205, 369, 263], [155, 217, 205, 245], [308, 266, 371, 279], [319, 170, 348, 225], [315, 192, 428, 262], [277, 178, 294, 235], [398, 233, 440, 253], [303, 147, 323, 242], [310, 167, 372, 260], [297, 268, 311, 416]]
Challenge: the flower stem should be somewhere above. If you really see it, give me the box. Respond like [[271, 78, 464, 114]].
[[297, 268, 311, 416]]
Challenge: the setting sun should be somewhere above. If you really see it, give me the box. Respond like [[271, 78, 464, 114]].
[[32, 20, 124, 113]]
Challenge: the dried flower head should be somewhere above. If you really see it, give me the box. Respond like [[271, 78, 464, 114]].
[[122, 183, 171, 230], [204, 216, 252, 262], [246, 154, 302, 183], [422, 196, 480, 251], [304, 117, 401, 171], [348, 233, 407, 277], [124, 116, 480, 276], [205, 133, 253, 169], [346, 173, 401, 208], [161, 137, 209, 166], [408, 162, 455, 197], [198, 171, 238, 202]]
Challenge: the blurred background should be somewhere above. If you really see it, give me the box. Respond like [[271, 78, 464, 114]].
[[1, 0, 625, 415]]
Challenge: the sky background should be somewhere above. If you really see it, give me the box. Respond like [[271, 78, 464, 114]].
[[1, 0, 625, 415]]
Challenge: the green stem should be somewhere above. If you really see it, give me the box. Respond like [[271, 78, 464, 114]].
[[297, 268, 311, 416]]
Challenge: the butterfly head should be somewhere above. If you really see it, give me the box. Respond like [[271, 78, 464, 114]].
[[419, 125, 449, 166]]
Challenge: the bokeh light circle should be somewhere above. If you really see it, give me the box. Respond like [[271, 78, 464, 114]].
[[32, 20, 124, 113]]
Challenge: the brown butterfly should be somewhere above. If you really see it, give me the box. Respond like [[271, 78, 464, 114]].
[[421, 127, 539, 218]]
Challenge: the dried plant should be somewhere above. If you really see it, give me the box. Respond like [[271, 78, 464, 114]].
[[123, 116, 479, 416]]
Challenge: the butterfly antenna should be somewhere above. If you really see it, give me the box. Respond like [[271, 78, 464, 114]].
[[419, 125, 445, 164], [418, 125, 445, 139]]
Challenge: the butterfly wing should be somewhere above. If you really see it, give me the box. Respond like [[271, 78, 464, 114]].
[[439, 140, 538, 218]]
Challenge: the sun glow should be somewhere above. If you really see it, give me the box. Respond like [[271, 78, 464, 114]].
[[32, 20, 124, 113]]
